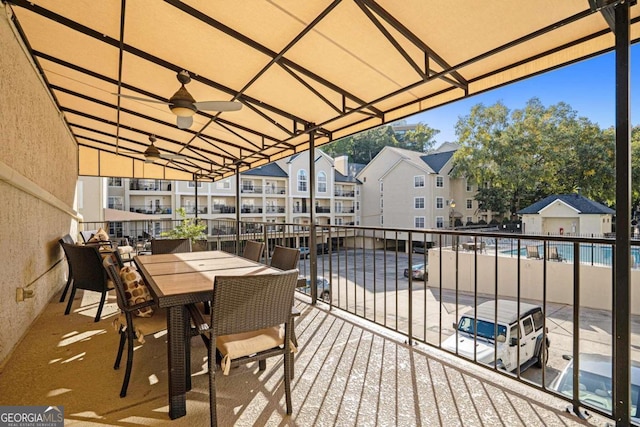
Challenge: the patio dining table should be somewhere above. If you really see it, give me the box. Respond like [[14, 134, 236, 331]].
[[134, 250, 280, 419]]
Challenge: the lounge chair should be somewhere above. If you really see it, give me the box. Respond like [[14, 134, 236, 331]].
[[526, 245, 542, 259], [548, 246, 564, 262]]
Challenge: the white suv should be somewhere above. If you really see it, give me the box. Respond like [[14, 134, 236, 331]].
[[442, 299, 549, 372]]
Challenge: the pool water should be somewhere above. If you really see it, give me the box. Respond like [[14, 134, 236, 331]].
[[503, 243, 640, 267]]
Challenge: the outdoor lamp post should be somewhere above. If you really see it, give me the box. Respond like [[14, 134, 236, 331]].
[[449, 200, 456, 229]]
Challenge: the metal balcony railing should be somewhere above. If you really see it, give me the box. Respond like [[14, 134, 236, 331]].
[[129, 205, 172, 214], [77, 217, 639, 426]]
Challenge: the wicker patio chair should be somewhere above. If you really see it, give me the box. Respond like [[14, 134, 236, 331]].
[[242, 240, 265, 262], [204, 269, 299, 426], [58, 234, 76, 303], [270, 246, 300, 270], [60, 242, 115, 322], [151, 238, 192, 254], [103, 257, 167, 397]]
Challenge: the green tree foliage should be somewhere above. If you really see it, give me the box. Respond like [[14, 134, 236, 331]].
[[160, 207, 206, 243], [452, 98, 615, 216], [631, 126, 640, 208], [322, 122, 440, 163]]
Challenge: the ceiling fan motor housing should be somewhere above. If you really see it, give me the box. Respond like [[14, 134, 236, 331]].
[[169, 85, 197, 117]]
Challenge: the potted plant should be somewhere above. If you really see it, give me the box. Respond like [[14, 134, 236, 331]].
[[160, 207, 208, 251]]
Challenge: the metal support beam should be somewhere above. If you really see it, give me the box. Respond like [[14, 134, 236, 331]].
[[613, 1, 631, 425], [309, 126, 318, 304], [236, 164, 241, 255]]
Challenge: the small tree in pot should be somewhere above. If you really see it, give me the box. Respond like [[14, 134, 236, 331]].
[[161, 207, 208, 251]]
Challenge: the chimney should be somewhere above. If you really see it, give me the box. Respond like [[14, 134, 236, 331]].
[[335, 155, 349, 176]]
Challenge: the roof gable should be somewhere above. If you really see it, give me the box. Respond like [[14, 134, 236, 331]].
[[518, 194, 615, 215]]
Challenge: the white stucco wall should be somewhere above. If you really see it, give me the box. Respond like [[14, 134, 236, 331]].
[[430, 250, 640, 315], [0, 14, 78, 366]]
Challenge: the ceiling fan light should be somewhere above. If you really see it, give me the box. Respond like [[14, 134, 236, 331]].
[[170, 105, 196, 117]]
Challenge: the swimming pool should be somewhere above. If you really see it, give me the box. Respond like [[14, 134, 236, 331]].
[[502, 243, 640, 267]]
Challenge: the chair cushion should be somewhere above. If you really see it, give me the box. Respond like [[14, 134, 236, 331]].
[[216, 326, 283, 375], [88, 227, 110, 243], [119, 266, 154, 317], [117, 245, 134, 255]]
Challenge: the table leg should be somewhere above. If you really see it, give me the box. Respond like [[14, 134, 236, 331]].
[[168, 305, 188, 419]]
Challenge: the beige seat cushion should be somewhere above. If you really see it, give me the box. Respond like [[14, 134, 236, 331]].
[[216, 326, 284, 375], [119, 266, 154, 317], [118, 245, 134, 255]]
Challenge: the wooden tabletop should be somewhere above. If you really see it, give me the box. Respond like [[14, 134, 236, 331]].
[[134, 250, 280, 306]]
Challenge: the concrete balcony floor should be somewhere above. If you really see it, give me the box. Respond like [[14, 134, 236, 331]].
[[0, 290, 597, 426]]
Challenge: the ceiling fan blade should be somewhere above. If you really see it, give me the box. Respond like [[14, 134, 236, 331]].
[[193, 100, 242, 112], [177, 116, 193, 129], [160, 154, 187, 160], [114, 93, 170, 105]]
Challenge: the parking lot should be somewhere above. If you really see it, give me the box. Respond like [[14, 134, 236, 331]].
[[299, 249, 640, 389]]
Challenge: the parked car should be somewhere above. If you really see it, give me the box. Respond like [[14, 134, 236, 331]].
[[403, 263, 427, 281], [299, 247, 311, 259], [316, 243, 330, 254], [303, 276, 330, 301], [551, 353, 639, 422], [442, 299, 549, 373]]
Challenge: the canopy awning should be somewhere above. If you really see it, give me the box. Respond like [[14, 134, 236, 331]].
[[4, 0, 639, 181], [104, 208, 154, 222]]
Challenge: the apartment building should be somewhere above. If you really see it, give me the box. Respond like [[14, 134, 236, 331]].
[[78, 150, 361, 237], [357, 142, 489, 248]]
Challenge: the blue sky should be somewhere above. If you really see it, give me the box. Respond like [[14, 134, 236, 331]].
[[411, 44, 639, 144]]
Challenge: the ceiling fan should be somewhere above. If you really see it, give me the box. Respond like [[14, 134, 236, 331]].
[[116, 70, 242, 129], [120, 135, 188, 163]]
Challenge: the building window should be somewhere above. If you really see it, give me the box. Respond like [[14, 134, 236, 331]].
[[380, 199, 384, 209], [108, 177, 122, 187], [380, 181, 384, 192], [466, 180, 473, 192], [109, 221, 123, 238], [108, 196, 123, 210], [414, 175, 425, 188], [436, 197, 444, 209], [188, 181, 203, 188], [466, 216, 473, 224], [335, 201, 343, 213], [415, 197, 425, 209], [466, 199, 473, 209], [436, 216, 444, 228], [242, 180, 254, 192], [317, 171, 327, 193], [436, 176, 444, 188], [216, 179, 231, 189], [380, 215, 384, 225], [356, 201, 360, 211], [335, 217, 343, 225], [415, 216, 425, 228], [297, 170, 307, 192]]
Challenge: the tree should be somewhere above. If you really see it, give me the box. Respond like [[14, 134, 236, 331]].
[[321, 122, 440, 163], [452, 98, 615, 216], [160, 207, 206, 243]]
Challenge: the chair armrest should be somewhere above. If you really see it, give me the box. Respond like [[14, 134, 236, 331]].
[[122, 299, 157, 314]]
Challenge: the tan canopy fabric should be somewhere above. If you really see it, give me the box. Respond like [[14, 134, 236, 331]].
[[104, 208, 153, 222], [4, 0, 639, 181]]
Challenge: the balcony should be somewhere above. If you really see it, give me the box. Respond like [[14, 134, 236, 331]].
[[315, 206, 331, 213], [211, 204, 236, 214], [334, 189, 355, 197], [1, 287, 592, 426], [129, 179, 172, 191], [129, 205, 172, 214], [15, 218, 638, 426]]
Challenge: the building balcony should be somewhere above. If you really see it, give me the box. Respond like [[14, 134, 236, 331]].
[[129, 205, 172, 214], [129, 179, 172, 191], [334, 190, 355, 197], [211, 205, 236, 214]]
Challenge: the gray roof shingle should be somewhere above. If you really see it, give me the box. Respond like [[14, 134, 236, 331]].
[[517, 194, 614, 215]]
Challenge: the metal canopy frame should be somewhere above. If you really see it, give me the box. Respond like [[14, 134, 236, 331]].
[[2, 2, 639, 423], [4, 0, 638, 182]]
